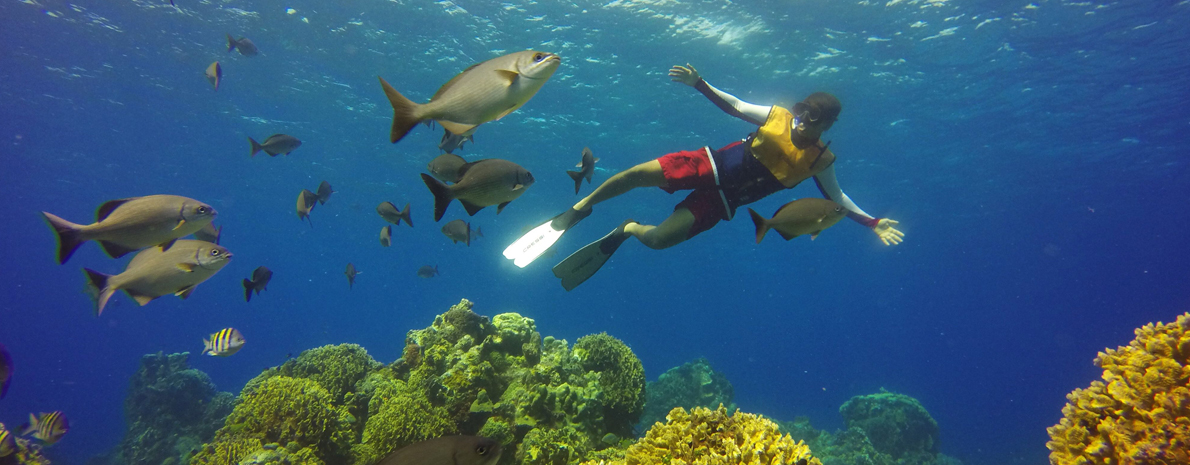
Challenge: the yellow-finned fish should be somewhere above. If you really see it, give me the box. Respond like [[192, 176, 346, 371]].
[[203, 328, 245, 357], [747, 198, 847, 244], [205, 61, 222, 90], [0, 426, 16, 457], [84, 240, 232, 316], [20, 411, 69, 445], [41, 195, 217, 264], [379, 50, 561, 144]]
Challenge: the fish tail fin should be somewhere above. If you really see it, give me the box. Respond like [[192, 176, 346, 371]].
[[243, 278, 254, 302], [378, 76, 422, 144], [566, 170, 584, 194], [203, 337, 213, 355], [20, 414, 38, 436], [226, 34, 236, 52], [248, 137, 263, 157], [41, 212, 86, 265], [420, 173, 453, 222], [399, 202, 413, 227], [748, 208, 769, 244], [84, 268, 115, 316]]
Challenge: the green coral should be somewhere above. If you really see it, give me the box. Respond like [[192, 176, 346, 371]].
[[839, 390, 939, 460], [638, 357, 734, 430], [189, 437, 264, 465], [359, 376, 457, 462], [516, 426, 585, 465], [572, 333, 646, 435], [249, 344, 379, 404]]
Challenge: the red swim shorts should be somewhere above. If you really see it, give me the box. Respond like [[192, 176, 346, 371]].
[[657, 147, 730, 238]]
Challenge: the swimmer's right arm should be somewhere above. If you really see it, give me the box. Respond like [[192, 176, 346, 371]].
[[669, 64, 769, 126]]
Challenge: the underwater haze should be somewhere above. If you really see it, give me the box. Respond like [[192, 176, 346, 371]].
[[2, 0, 1189, 464]]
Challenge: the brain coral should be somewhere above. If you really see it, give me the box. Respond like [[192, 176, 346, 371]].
[[573, 333, 646, 435], [585, 405, 822, 465], [1047, 312, 1190, 465], [838, 390, 939, 460]]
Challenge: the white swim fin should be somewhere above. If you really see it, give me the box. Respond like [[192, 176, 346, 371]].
[[503, 208, 591, 268]]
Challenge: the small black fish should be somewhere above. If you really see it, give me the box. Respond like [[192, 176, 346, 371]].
[[417, 265, 439, 278], [439, 129, 475, 154], [242, 266, 272, 302], [226, 34, 258, 56], [380, 225, 392, 247], [315, 181, 334, 205], [345, 263, 358, 289], [376, 202, 412, 227], [441, 219, 470, 246], [249, 134, 301, 157], [566, 147, 599, 194], [427, 153, 467, 183], [376, 435, 500, 465]]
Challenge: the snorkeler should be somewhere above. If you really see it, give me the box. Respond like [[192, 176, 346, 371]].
[[503, 64, 905, 290]]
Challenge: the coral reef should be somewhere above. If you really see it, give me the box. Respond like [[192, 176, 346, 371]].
[[189, 299, 648, 465], [0, 422, 50, 465], [87, 352, 233, 465], [1047, 312, 1190, 465], [638, 358, 734, 430], [838, 390, 939, 460], [581, 405, 822, 465]]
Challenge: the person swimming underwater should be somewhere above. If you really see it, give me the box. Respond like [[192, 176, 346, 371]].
[[504, 64, 905, 290]]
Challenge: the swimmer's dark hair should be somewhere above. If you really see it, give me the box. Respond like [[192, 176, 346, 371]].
[[804, 92, 841, 131]]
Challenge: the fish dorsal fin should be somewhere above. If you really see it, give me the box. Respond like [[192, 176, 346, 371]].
[[96, 198, 133, 222], [125, 289, 157, 306], [772, 201, 797, 218], [454, 160, 482, 179], [175, 285, 197, 299], [494, 69, 519, 85], [430, 64, 480, 101], [460, 199, 485, 216], [160, 238, 178, 251], [438, 120, 477, 136], [99, 240, 139, 259], [777, 229, 799, 241], [496, 201, 511, 214]]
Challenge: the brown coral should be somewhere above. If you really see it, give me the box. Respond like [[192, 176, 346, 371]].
[[1047, 312, 1190, 465], [585, 405, 822, 465]]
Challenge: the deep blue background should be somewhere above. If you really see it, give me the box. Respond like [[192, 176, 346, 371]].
[[1, 0, 1188, 464]]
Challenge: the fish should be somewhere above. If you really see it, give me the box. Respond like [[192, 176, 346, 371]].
[[417, 265, 439, 278], [566, 147, 599, 194], [0, 426, 16, 457], [19, 411, 69, 445], [747, 198, 848, 244], [83, 239, 233, 316], [205, 61, 222, 90], [380, 225, 392, 247], [226, 34, 258, 56], [379, 50, 561, 144], [441, 219, 470, 246], [427, 153, 468, 183], [470, 226, 483, 242], [249, 134, 302, 157], [376, 202, 413, 227], [297, 189, 318, 227], [41, 195, 218, 264], [420, 158, 535, 222], [315, 181, 334, 205], [242, 266, 272, 302], [0, 343, 11, 400], [376, 435, 501, 465], [345, 263, 358, 289], [194, 223, 222, 244], [203, 328, 245, 357], [439, 128, 475, 154]]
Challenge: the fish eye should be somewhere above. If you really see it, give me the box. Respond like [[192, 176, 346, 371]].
[[533, 53, 544, 62], [210, 249, 221, 256], [476, 446, 488, 455], [197, 206, 209, 214], [835, 206, 843, 212]]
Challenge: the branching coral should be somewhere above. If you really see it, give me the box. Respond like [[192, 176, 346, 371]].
[[586, 405, 822, 465], [1047, 312, 1190, 465]]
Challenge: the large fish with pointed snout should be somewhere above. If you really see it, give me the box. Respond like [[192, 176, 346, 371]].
[[379, 50, 561, 144], [84, 240, 232, 316]]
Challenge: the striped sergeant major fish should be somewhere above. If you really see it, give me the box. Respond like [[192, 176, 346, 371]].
[[20, 411, 69, 445], [0, 426, 17, 457], [203, 328, 245, 357]]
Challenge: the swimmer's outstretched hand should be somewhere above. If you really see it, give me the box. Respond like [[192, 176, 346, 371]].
[[669, 64, 701, 87], [874, 218, 904, 246]]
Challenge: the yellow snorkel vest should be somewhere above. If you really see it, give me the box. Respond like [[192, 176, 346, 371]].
[[749, 105, 834, 188]]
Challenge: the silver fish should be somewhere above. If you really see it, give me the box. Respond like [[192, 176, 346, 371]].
[[441, 219, 470, 246], [376, 202, 412, 227], [747, 198, 847, 243], [566, 147, 599, 194], [249, 134, 301, 157], [84, 240, 232, 316], [420, 158, 534, 221], [226, 34, 258, 56], [42, 195, 217, 264], [379, 50, 561, 144], [376, 435, 500, 465]]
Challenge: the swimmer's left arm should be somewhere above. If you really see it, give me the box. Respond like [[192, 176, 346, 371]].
[[813, 165, 904, 246]]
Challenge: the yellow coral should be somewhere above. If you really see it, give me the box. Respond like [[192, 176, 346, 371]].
[[1047, 312, 1190, 465], [583, 405, 822, 465]]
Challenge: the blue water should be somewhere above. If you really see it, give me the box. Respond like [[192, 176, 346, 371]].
[[2, 0, 1189, 463]]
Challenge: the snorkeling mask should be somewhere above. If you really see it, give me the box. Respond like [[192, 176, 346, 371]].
[[791, 101, 822, 129]]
